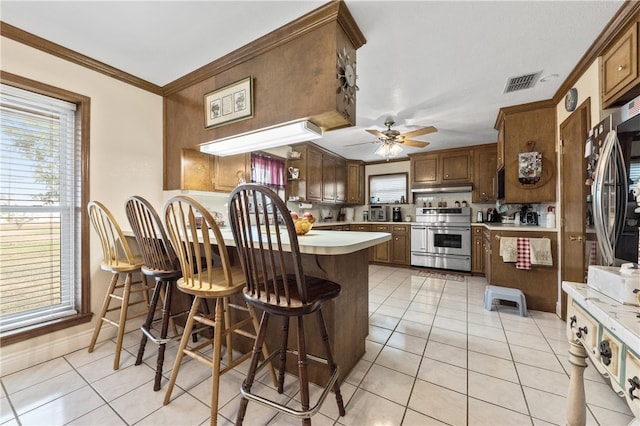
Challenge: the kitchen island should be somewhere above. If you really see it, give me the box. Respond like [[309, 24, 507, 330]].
[[221, 228, 391, 384], [126, 228, 390, 384]]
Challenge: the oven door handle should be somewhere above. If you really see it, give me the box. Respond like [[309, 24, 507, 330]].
[[428, 226, 471, 231]]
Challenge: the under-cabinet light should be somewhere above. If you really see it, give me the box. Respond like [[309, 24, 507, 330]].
[[200, 120, 323, 156]]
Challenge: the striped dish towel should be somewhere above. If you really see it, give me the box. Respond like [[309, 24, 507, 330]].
[[516, 237, 532, 270]]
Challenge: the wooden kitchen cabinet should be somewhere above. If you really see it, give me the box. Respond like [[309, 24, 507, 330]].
[[487, 228, 558, 312], [181, 148, 214, 191], [483, 228, 492, 282], [322, 155, 337, 202], [322, 155, 346, 203], [441, 151, 472, 183], [472, 144, 497, 203], [471, 225, 484, 274], [494, 101, 556, 203], [496, 124, 505, 170], [180, 149, 249, 192], [411, 153, 439, 185], [346, 160, 365, 205], [335, 158, 346, 203], [213, 153, 250, 192], [390, 224, 410, 266], [370, 224, 390, 263], [307, 147, 323, 202], [286, 143, 347, 204], [410, 147, 471, 187], [601, 17, 640, 109]]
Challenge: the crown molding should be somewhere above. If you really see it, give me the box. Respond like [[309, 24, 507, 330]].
[[1, 21, 163, 95]]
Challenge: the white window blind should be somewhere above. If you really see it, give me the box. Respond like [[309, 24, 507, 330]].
[[0, 84, 80, 333], [369, 173, 407, 204]]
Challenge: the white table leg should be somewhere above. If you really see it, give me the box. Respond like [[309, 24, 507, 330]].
[[566, 340, 588, 426]]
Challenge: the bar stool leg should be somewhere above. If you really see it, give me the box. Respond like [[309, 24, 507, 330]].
[[136, 279, 163, 366], [154, 281, 174, 391], [88, 273, 120, 354], [113, 272, 133, 370], [210, 298, 225, 426], [164, 296, 202, 405], [236, 313, 271, 426], [295, 316, 311, 426], [278, 317, 289, 393], [317, 309, 345, 416]]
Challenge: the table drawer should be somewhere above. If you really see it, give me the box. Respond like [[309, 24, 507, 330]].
[[567, 299, 599, 354], [600, 327, 623, 384], [624, 349, 640, 417]]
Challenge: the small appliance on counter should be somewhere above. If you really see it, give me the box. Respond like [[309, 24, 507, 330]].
[[486, 208, 501, 223], [519, 204, 539, 225], [369, 205, 390, 222], [392, 207, 402, 222]]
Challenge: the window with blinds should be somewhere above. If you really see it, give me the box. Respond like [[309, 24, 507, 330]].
[[368, 173, 408, 204], [0, 84, 81, 334]]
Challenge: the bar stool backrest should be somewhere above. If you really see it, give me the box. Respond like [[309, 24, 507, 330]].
[[228, 183, 308, 309], [164, 195, 234, 290], [125, 195, 180, 276], [88, 200, 138, 269]]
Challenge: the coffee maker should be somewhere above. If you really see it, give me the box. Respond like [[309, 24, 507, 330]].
[[392, 207, 402, 222]]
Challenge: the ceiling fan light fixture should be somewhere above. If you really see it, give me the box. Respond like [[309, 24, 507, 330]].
[[375, 142, 403, 158]]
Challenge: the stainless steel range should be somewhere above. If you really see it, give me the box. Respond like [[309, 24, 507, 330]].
[[411, 207, 471, 271]]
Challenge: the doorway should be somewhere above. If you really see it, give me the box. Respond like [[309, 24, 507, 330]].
[[559, 98, 590, 320]]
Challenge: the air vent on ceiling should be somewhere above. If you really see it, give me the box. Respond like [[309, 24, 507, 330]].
[[503, 71, 542, 93]]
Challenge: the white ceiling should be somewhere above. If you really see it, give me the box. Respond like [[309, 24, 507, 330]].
[[1, 1, 624, 162]]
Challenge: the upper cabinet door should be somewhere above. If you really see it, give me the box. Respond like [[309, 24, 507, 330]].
[[601, 20, 640, 109], [441, 152, 471, 183], [412, 154, 439, 184]]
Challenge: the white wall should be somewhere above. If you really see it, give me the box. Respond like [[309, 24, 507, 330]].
[[1, 38, 164, 374]]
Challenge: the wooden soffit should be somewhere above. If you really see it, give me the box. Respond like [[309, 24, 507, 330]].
[[162, 1, 366, 96]]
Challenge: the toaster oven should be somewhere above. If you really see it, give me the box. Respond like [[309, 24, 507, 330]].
[[369, 205, 390, 222]]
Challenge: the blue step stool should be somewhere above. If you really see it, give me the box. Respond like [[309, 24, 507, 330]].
[[484, 285, 527, 317]]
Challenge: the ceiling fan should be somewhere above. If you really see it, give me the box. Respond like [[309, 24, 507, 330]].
[[346, 119, 437, 158]]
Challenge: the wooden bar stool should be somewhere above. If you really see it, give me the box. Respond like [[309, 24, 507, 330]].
[[228, 184, 346, 425], [162, 195, 276, 426], [87, 200, 155, 370], [125, 195, 190, 391]]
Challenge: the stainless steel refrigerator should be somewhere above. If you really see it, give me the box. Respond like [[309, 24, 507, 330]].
[[587, 97, 640, 266]]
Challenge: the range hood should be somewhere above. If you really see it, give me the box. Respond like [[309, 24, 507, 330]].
[[411, 183, 473, 194]]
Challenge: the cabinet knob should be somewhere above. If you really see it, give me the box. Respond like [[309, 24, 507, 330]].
[[618, 65, 626, 71], [569, 235, 583, 242]]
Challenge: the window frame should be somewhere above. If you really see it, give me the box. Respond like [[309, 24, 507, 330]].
[[368, 172, 409, 204], [0, 71, 92, 346]]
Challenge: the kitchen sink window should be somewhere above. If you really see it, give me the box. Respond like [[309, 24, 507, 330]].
[[251, 152, 285, 198], [368, 172, 408, 204], [0, 79, 90, 344]]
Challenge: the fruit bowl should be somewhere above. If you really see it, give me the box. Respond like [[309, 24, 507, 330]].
[[294, 218, 314, 235]]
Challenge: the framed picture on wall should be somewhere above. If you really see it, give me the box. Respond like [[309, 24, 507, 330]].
[[204, 76, 253, 128]]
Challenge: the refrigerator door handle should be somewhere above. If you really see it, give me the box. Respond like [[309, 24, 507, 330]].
[[592, 129, 628, 266]]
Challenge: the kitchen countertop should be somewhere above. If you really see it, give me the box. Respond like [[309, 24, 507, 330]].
[[124, 227, 391, 256], [473, 222, 558, 232], [314, 221, 557, 231]]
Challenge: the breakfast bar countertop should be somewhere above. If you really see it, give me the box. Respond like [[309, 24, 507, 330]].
[[216, 228, 391, 256]]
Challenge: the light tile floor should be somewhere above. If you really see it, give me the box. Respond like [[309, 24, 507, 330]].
[[1, 265, 634, 425]]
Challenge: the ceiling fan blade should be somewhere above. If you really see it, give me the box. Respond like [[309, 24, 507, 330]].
[[400, 126, 437, 139], [366, 129, 388, 139], [401, 139, 429, 148], [344, 140, 379, 148]]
